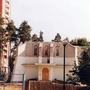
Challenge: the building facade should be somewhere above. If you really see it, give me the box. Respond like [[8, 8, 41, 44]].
[[0, 0, 10, 24], [12, 41, 82, 82], [0, 0, 10, 80]]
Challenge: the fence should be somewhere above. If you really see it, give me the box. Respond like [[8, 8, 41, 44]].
[[11, 74, 25, 90], [0, 74, 25, 90], [0, 83, 22, 90], [27, 81, 90, 90]]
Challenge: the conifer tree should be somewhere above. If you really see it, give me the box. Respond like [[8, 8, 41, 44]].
[[67, 48, 90, 85]]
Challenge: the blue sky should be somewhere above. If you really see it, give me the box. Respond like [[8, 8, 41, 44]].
[[11, 0, 90, 41]]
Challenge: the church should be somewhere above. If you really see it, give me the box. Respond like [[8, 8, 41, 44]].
[[12, 33, 82, 82]]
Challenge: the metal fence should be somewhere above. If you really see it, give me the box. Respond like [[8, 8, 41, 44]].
[[0, 74, 25, 90], [11, 74, 25, 90], [27, 81, 90, 90]]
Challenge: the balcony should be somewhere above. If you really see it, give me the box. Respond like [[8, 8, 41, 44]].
[[41, 58, 50, 64]]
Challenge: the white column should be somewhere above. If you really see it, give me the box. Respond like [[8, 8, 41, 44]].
[[75, 47, 78, 66], [38, 66, 42, 80], [38, 43, 43, 63], [49, 67, 53, 81], [50, 43, 54, 64]]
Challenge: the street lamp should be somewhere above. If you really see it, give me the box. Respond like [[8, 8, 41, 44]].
[[63, 39, 68, 90], [22, 74, 25, 90]]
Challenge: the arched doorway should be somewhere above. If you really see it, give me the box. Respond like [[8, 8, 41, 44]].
[[42, 68, 49, 81]]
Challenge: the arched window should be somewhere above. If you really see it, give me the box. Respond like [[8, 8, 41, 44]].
[[34, 45, 38, 56], [45, 45, 49, 57], [56, 46, 59, 56]]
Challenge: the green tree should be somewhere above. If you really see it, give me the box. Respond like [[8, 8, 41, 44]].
[[70, 38, 90, 46], [66, 62, 80, 85], [67, 48, 90, 85], [6, 20, 32, 82], [78, 48, 90, 85]]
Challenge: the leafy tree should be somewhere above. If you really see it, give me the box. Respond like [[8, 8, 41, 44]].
[[70, 38, 90, 46], [66, 48, 90, 85], [32, 34, 38, 42], [66, 62, 80, 85], [78, 48, 90, 85], [19, 21, 31, 43], [6, 20, 32, 82]]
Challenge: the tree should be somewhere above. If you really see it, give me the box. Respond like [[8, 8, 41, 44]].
[[70, 38, 90, 46], [66, 62, 80, 85], [78, 48, 90, 85], [6, 20, 32, 82], [66, 48, 90, 85], [19, 21, 31, 43], [32, 34, 38, 42]]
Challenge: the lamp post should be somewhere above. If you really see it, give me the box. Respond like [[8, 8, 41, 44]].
[[63, 40, 68, 90], [22, 74, 25, 90]]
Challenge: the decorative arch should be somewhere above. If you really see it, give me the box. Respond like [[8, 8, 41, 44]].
[[55, 46, 60, 56], [34, 45, 38, 56], [44, 45, 50, 57], [42, 68, 49, 81]]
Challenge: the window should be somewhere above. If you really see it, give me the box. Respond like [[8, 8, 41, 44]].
[[44, 45, 49, 57], [5, 6, 9, 10], [47, 58, 50, 63], [34, 45, 38, 56], [4, 44, 7, 47], [5, 11, 9, 15], [4, 49, 7, 53], [4, 55, 7, 58], [2, 67, 6, 73], [56, 46, 59, 56], [5, 0, 9, 4]]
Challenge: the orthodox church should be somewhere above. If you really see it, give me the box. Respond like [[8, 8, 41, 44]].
[[12, 33, 82, 82]]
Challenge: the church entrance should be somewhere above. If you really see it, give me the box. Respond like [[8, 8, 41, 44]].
[[42, 68, 49, 81]]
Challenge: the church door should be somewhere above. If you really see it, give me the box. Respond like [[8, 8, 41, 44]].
[[42, 68, 49, 81]]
